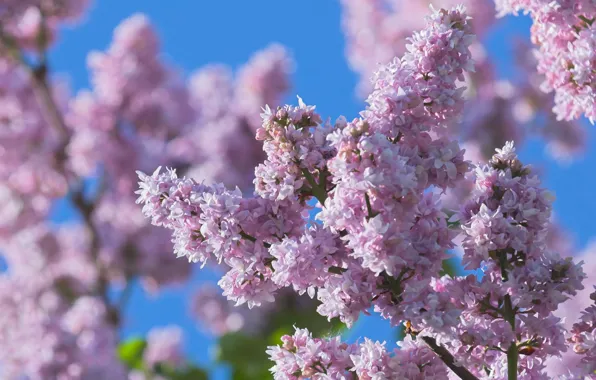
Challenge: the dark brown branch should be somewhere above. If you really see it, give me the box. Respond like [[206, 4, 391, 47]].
[[420, 336, 480, 380]]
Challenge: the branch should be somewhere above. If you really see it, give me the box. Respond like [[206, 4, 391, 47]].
[[0, 23, 70, 172], [71, 187, 115, 318], [420, 336, 479, 380], [1, 23, 121, 327]]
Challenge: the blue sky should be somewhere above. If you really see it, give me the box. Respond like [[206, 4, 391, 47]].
[[47, 0, 596, 376]]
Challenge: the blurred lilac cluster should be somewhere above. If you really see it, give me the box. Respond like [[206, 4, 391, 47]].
[[495, 0, 595, 123], [0, 2, 292, 378], [340, 0, 588, 161]]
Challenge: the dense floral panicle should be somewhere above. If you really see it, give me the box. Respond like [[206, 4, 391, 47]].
[[459, 142, 554, 268], [270, 225, 343, 297], [341, 1, 588, 163], [267, 328, 449, 379], [318, 113, 465, 325], [254, 97, 334, 201], [340, 0, 494, 95], [138, 5, 474, 331], [136, 167, 247, 263], [568, 292, 596, 376], [362, 5, 475, 138], [495, 0, 596, 122], [137, 167, 308, 307], [266, 327, 357, 379], [431, 142, 586, 376]]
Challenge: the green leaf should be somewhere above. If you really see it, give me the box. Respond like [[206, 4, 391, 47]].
[[394, 324, 406, 342], [217, 332, 270, 379], [440, 257, 462, 277], [117, 337, 147, 370], [171, 366, 208, 380], [154, 362, 209, 380]]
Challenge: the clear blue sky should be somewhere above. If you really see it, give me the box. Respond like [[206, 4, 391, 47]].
[[48, 1, 596, 376]]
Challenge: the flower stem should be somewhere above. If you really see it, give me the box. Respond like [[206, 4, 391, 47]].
[[420, 336, 479, 380], [503, 294, 518, 380], [301, 168, 327, 204]]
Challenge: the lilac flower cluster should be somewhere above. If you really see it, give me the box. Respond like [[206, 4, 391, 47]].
[[432, 142, 586, 376], [0, 2, 295, 376], [266, 327, 448, 379], [137, 5, 592, 379], [0, 0, 88, 49], [138, 6, 474, 322], [0, 227, 125, 379], [340, 0, 589, 162], [495, 0, 596, 123]]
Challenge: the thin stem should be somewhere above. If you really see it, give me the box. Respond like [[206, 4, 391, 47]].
[[364, 192, 379, 220], [301, 167, 327, 204], [0, 23, 71, 174], [420, 336, 479, 380], [239, 230, 271, 248], [239, 230, 257, 243], [503, 294, 518, 380], [72, 187, 114, 321]]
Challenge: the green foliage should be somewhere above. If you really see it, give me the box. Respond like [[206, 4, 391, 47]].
[[117, 337, 147, 370], [217, 297, 346, 380], [154, 363, 208, 380], [118, 338, 208, 379], [441, 256, 463, 277], [217, 332, 270, 379]]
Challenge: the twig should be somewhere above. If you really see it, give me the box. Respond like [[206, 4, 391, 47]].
[[420, 336, 479, 380], [1, 23, 121, 326]]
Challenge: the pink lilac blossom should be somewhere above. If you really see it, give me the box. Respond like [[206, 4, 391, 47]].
[[138, 7, 475, 327], [137, 5, 592, 378], [427, 142, 587, 377], [495, 0, 596, 123], [136, 165, 305, 307], [340, 0, 589, 162], [266, 327, 449, 379], [0, 5, 296, 376]]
